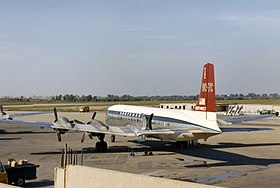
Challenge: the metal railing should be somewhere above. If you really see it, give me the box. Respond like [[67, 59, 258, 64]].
[[60, 143, 84, 168]]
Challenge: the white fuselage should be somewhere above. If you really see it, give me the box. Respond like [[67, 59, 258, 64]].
[[105, 105, 221, 142]]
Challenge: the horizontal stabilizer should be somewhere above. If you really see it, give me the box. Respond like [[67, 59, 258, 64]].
[[222, 114, 273, 124]]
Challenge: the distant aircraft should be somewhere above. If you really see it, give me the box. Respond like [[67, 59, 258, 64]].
[[0, 63, 273, 151]]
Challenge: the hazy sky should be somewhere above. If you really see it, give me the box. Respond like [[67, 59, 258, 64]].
[[1, 1, 280, 97]]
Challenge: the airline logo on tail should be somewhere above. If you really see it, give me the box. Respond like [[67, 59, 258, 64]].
[[194, 63, 216, 112]]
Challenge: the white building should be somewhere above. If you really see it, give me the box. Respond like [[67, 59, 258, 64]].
[[160, 103, 280, 115]]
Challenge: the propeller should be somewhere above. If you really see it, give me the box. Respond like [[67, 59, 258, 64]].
[[92, 112, 97, 120], [57, 132, 62, 142], [88, 133, 93, 139], [53, 107, 62, 142], [0, 105, 6, 115], [81, 112, 97, 142], [81, 132, 94, 143], [53, 108, 58, 123], [145, 113, 154, 130], [81, 132, 86, 143], [87, 111, 97, 124]]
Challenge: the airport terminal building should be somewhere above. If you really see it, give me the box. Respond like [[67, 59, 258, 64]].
[[160, 103, 280, 115]]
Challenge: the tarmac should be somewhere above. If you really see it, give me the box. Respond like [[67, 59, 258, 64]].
[[0, 111, 279, 188]]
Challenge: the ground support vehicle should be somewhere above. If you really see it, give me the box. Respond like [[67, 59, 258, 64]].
[[79, 106, 90, 112], [0, 160, 39, 186], [259, 109, 279, 116]]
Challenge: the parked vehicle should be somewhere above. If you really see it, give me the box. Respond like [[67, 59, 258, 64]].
[[79, 106, 90, 112], [0, 159, 39, 186], [259, 109, 279, 116]]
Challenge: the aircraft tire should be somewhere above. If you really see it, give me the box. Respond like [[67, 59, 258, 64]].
[[101, 142, 108, 152], [95, 142, 101, 152]]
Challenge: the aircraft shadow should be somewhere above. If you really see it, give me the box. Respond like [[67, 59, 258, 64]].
[[31, 151, 63, 155], [24, 179, 54, 187], [212, 142, 280, 149], [30, 139, 280, 168], [129, 140, 280, 167], [176, 143, 280, 167], [221, 127, 273, 132], [242, 123, 280, 127], [0, 129, 6, 133], [30, 146, 132, 155], [0, 137, 21, 141]]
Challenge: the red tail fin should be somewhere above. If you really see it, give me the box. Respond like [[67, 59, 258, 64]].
[[194, 63, 216, 112]]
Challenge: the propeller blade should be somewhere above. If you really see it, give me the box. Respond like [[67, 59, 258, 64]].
[[54, 108, 58, 122], [81, 132, 86, 143], [145, 113, 154, 130], [57, 132, 62, 142], [88, 133, 93, 139], [91, 112, 97, 120], [148, 113, 154, 130], [111, 135, 116, 142], [0, 105, 6, 115]]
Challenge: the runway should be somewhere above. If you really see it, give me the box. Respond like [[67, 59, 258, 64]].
[[0, 112, 280, 188]]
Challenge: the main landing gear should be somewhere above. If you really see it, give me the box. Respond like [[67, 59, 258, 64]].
[[95, 134, 107, 152], [175, 140, 199, 149]]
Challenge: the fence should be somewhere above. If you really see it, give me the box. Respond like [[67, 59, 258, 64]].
[[60, 143, 84, 168]]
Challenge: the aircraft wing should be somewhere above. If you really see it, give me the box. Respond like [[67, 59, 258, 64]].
[[8, 111, 52, 119], [0, 119, 54, 128], [0, 119, 79, 131], [70, 121, 207, 137], [69, 122, 135, 136], [218, 114, 273, 125], [67, 119, 176, 137]]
